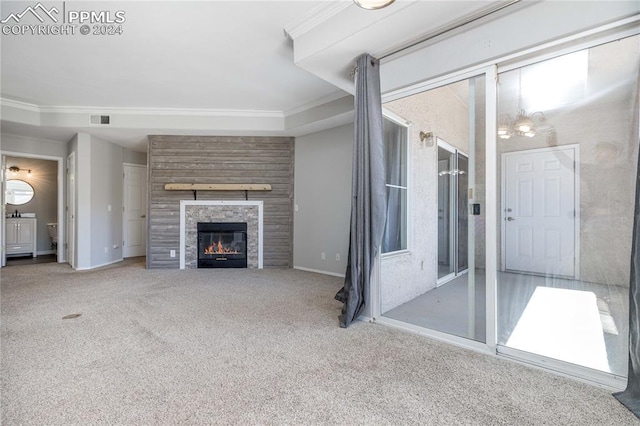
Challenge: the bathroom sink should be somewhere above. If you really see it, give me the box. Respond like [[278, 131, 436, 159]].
[[7, 213, 36, 218]]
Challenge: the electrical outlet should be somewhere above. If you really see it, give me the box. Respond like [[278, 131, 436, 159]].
[[321, 252, 326, 260], [107, 204, 112, 212], [294, 204, 299, 212], [336, 253, 340, 261], [104, 247, 108, 253], [170, 249, 176, 258]]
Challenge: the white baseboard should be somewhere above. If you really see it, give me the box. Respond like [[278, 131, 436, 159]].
[[75, 258, 124, 271], [37, 250, 55, 256], [293, 266, 345, 278]]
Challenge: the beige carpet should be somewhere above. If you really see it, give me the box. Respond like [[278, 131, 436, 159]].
[[1, 259, 637, 425]]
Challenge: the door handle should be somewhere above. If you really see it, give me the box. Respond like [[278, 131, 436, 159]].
[[507, 217, 515, 221]]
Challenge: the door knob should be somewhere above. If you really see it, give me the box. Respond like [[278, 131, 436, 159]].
[[507, 217, 515, 221], [141, 215, 146, 218]]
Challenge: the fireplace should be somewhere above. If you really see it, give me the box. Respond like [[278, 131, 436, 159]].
[[197, 222, 247, 268]]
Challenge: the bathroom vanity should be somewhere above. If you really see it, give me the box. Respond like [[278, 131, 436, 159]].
[[5, 217, 37, 257]]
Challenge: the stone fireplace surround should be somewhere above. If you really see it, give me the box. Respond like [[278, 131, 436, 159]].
[[179, 200, 263, 269]]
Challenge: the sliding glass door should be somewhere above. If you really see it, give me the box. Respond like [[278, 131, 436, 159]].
[[437, 141, 469, 284], [380, 74, 487, 343], [495, 35, 638, 377], [377, 28, 638, 386]]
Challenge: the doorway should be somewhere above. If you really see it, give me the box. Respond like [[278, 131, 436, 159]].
[[437, 139, 469, 285], [122, 164, 147, 258], [67, 152, 76, 268], [1, 152, 64, 267]]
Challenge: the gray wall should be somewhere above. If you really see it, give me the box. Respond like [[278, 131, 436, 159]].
[[293, 124, 352, 276], [124, 149, 147, 166], [5, 156, 58, 254], [148, 135, 294, 269], [67, 133, 124, 269], [90, 136, 124, 266], [1, 134, 68, 158]]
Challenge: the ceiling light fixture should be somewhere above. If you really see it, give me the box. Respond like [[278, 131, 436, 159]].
[[6, 166, 33, 178], [353, 0, 395, 10], [498, 70, 554, 141]]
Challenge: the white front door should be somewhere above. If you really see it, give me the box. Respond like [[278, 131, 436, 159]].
[[502, 146, 578, 278], [123, 164, 147, 258]]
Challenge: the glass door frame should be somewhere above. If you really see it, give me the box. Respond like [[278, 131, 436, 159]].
[[376, 64, 498, 355], [375, 16, 639, 390], [436, 138, 469, 287]]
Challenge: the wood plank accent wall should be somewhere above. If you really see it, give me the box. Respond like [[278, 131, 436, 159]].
[[147, 135, 294, 269]]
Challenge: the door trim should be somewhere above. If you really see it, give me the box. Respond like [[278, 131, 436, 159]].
[[122, 163, 147, 259], [436, 138, 469, 287], [500, 144, 580, 280], [67, 152, 76, 268], [1, 150, 65, 264]]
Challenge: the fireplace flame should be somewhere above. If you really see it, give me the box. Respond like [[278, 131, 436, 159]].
[[204, 240, 239, 255]]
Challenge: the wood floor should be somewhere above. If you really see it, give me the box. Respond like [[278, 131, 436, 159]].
[[5, 254, 57, 266]]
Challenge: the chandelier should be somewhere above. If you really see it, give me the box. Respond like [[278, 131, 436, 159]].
[[497, 110, 547, 139], [498, 70, 554, 141]]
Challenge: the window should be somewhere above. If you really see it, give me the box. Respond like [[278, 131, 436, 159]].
[[382, 114, 409, 254]]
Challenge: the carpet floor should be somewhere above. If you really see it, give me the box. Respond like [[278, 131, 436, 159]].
[[1, 259, 638, 425]]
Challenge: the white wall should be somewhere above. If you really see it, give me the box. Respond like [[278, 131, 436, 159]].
[[381, 82, 472, 313], [293, 124, 352, 276]]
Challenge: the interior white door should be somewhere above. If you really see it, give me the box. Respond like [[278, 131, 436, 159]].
[[66, 153, 75, 268], [123, 164, 147, 258], [503, 146, 577, 277]]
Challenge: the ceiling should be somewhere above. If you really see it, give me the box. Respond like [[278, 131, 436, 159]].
[[2, 1, 637, 152], [0, 1, 351, 150], [1, 1, 342, 111]]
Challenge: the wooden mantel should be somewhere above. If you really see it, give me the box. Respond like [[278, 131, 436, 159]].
[[164, 183, 272, 191]]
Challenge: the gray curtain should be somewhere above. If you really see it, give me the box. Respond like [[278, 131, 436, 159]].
[[613, 148, 640, 418], [335, 54, 387, 328]]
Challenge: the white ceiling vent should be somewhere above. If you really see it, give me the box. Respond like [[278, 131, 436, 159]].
[[90, 115, 110, 125]]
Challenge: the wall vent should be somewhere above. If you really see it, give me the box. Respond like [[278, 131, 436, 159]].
[[90, 115, 110, 125]]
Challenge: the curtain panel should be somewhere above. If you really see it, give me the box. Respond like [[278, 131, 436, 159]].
[[614, 148, 640, 418], [335, 54, 387, 328]]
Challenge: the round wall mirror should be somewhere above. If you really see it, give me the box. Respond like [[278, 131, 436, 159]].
[[5, 179, 35, 205]]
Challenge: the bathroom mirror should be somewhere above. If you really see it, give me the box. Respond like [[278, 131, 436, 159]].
[[5, 179, 35, 205]]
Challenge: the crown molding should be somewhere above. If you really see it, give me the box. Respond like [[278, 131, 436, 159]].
[[1, 98, 41, 113], [284, 90, 350, 116], [283, 0, 352, 40], [1, 98, 284, 119]]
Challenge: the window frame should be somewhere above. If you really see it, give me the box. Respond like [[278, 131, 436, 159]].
[[381, 108, 412, 257]]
